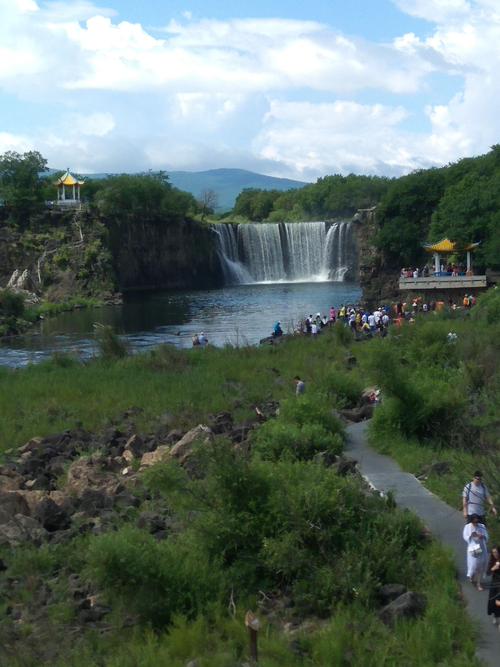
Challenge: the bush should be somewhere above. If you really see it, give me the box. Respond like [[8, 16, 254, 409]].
[[86, 527, 221, 627], [471, 286, 500, 324], [278, 396, 342, 432], [94, 324, 128, 359], [253, 420, 342, 461], [321, 369, 364, 408], [0, 289, 25, 318]]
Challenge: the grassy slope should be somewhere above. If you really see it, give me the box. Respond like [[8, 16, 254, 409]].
[[0, 327, 483, 666]]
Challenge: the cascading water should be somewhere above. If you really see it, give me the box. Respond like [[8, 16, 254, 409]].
[[211, 220, 355, 285]]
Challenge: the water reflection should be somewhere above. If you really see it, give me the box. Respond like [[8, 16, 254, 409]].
[[0, 282, 361, 368]]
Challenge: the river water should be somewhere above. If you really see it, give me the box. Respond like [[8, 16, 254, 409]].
[[0, 281, 361, 368]]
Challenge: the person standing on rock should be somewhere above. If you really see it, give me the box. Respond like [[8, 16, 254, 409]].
[[462, 471, 497, 524], [463, 514, 489, 591], [486, 546, 500, 629]]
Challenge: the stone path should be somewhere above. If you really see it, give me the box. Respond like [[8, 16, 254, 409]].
[[345, 421, 499, 667]]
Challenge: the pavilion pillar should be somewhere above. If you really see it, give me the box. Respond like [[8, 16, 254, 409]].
[[466, 251, 472, 272], [434, 252, 440, 274]]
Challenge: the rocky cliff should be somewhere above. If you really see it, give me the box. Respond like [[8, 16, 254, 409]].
[[107, 219, 223, 292], [353, 207, 399, 305]]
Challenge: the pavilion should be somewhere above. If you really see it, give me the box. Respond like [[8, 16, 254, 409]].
[[423, 238, 480, 276], [55, 169, 84, 207], [399, 237, 487, 294]]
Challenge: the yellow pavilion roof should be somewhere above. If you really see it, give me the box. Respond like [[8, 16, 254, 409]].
[[55, 170, 84, 186], [423, 238, 480, 253]]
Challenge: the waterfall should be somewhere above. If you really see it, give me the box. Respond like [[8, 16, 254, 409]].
[[211, 221, 355, 285]]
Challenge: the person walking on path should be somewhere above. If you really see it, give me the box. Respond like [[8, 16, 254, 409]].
[[463, 514, 489, 590], [487, 546, 500, 629], [294, 376, 305, 396], [462, 471, 497, 524]]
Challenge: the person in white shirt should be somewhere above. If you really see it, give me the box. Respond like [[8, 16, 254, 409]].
[[368, 314, 376, 330]]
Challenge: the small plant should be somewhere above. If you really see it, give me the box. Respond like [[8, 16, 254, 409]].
[[93, 323, 128, 359]]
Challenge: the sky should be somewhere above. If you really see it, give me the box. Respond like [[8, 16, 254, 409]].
[[1, 0, 499, 180]]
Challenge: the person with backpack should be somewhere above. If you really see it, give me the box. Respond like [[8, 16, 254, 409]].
[[462, 471, 497, 524]]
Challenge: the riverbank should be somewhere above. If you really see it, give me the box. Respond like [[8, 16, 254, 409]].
[[0, 324, 480, 666]]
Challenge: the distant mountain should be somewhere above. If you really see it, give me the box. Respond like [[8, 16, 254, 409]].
[[167, 168, 308, 211], [47, 167, 309, 211]]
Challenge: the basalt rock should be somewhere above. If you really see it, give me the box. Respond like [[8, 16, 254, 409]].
[[0, 492, 31, 524], [332, 456, 358, 476], [339, 404, 374, 423], [0, 514, 47, 547], [169, 425, 214, 463], [378, 584, 407, 605], [34, 497, 71, 532], [379, 591, 427, 625]]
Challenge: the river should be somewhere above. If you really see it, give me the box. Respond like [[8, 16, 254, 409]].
[[0, 281, 361, 368]]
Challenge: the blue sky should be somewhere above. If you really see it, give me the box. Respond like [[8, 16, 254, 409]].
[[1, 0, 499, 179]]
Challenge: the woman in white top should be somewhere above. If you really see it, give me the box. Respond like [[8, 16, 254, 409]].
[[463, 514, 489, 590]]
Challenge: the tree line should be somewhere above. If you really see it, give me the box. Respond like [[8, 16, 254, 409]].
[[2, 147, 500, 271], [0, 151, 201, 227], [230, 146, 500, 272]]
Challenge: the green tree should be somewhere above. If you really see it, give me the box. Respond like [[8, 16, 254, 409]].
[[95, 173, 196, 224], [0, 150, 48, 224]]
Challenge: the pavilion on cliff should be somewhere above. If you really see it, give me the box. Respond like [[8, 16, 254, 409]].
[[423, 238, 480, 275], [55, 169, 84, 207]]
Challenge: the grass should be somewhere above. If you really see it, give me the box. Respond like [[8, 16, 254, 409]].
[[0, 312, 493, 666], [0, 328, 353, 455]]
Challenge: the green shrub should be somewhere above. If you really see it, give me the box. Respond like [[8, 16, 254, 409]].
[[253, 420, 342, 461], [86, 527, 221, 627], [278, 396, 342, 432], [321, 369, 364, 407], [0, 289, 25, 317], [472, 286, 500, 324], [94, 324, 128, 359]]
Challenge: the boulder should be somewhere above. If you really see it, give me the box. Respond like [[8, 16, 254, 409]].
[[339, 404, 374, 422], [0, 470, 23, 492], [209, 411, 234, 435], [378, 584, 407, 605], [66, 458, 108, 495], [229, 423, 254, 444], [0, 492, 31, 524], [379, 591, 427, 625], [0, 514, 47, 547], [140, 445, 171, 469], [169, 425, 213, 462], [34, 498, 71, 532], [332, 457, 357, 476], [123, 434, 145, 458]]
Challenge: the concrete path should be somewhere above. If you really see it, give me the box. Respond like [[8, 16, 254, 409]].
[[345, 421, 499, 667]]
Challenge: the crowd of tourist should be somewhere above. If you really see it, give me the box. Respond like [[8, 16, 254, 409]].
[[461, 471, 500, 629], [401, 263, 470, 278]]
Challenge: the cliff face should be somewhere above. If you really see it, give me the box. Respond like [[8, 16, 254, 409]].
[[108, 219, 224, 291], [353, 207, 399, 306]]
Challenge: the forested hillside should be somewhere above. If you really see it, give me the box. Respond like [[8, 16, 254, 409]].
[[231, 145, 500, 273]]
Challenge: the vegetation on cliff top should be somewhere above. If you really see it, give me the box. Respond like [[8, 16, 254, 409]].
[[227, 145, 500, 274]]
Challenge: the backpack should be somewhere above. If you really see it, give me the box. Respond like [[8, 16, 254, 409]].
[[465, 481, 486, 506]]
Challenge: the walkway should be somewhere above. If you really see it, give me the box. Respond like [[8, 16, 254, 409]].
[[345, 421, 499, 667]]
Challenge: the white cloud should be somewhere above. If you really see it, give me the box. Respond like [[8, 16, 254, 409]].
[[393, 0, 472, 23], [2, 0, 500, 178], [71, 112, 116, 136], [255, 100, 420, 178], [0, 132, 32, 153]]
